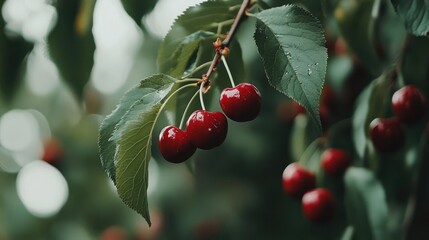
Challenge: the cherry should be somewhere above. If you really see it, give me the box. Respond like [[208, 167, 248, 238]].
[[282, 163, 316, 197], [369, 118, 404, 152], [186, 110, 228, 150], [392, 85, 427, 124], [334, 37, 348, 56], [158, 126, 196, 163], [302, 188, 335, 222], [41, 138, 64, 164], [219, 83, 261, 122], [321, 148, 350, 176]]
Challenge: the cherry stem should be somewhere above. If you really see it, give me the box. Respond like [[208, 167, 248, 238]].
[[179, 90, 199, 129], [299, 138, 321, 166], [149, 83, 197, 141], [202, 0, 250, 84], [181, 62, 211, 79], [199, 81, 206, 110], [161, 84, 196, 112], [176, 78, 200, 84], [221, 55, 236, 87], [216, 19, 235, 35]]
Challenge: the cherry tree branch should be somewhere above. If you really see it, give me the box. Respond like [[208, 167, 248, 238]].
[[202, 0, 251, 84]]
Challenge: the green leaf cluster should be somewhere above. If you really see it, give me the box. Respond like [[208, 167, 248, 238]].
[[101, 0, 331, 227], [99, 74, 177, 225]]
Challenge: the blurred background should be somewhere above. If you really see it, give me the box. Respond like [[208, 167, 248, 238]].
[[0, 0, 424, 239]]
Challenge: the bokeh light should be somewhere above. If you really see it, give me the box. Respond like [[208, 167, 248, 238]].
[[147, 159, 160, 195], [0, 109, 40, 152], [144, 0, 206, 39], [91, 0, 143, 94], [16, 160, 69, 218], [1, 0, 56, 42], [26, 44, 61, 96]]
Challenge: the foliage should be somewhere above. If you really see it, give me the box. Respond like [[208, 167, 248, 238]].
[[1, 0, 429, 239]]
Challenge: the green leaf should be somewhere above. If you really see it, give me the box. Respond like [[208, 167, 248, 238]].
[[121, 0, 157, 26], [391, 0, 429, 36], [254, 5, 327, 134], [344, 167, 389, 240], [401, 36, 429, 96], [48, 0, 95, 99], [158, 0, 241, 74], [159, 31, 215, 77], [114, 104, 160, 226], [99, 74, 176, 183], [352, 72, 392, 158], [110, 75, 176, 226]]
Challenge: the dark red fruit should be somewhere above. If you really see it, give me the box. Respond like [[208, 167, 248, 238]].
[[282, 163, 316, 197], [186, 110, 228, 150], [219, 83, 261, 122], [302, 188, 335, 222], [369, 118, 404, 152], [42, 138, 63, 164], [392, 85, 427, 124], [320, 104, 330, 129], [158, 126, 196, 163], [321, 148, 350, 176], [334, 37, 348, 56], [321, 85, 337, 111]]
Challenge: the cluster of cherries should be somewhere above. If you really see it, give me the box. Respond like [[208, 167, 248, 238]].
[[158, 83, 262, 163], [369, 85, 427, 152], [282, 148, 351, 222]]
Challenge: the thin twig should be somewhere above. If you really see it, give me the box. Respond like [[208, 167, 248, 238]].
[[203, 0, 251, 83]]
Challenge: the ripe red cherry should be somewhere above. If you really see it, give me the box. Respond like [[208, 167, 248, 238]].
[[41, 138, 64, 164], [369, 118, 404, 152], [392, 85, 427, 124], [321, 148, 350, 176], [282, 163, 316, 197], [219, 83, 261, 122], [158, 126, 196, 163], [302, 188, 335, 222], [186, 110, 228, 150]]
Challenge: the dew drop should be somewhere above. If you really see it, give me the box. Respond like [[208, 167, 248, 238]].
[[307, 68, 312, 76], [315, 62, 319, 66]]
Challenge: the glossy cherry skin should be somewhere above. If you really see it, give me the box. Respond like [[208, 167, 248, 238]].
[[392, 85, 427, 124], [186, 110, 228, 150], [158, 126, 196, 163], [369, 118, 404, 152], [219, 83, 261, 122], [282, 163, 316, 197], [302, 188, 335, 222], [321, 148, 350, 176]]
